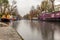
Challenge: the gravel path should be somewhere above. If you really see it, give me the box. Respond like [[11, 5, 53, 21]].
[[0, 22, 23, 40]]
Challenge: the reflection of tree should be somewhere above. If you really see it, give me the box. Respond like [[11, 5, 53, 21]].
[[53, 22, 60, 32], [30, 21, 36, 32], [40, 22, 55, 40], [30, 21, 41, 32]]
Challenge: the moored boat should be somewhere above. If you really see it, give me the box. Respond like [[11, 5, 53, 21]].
[[1, 18, 10, 22], [1, 14, 12, 22], [38, 11, 60, 21]]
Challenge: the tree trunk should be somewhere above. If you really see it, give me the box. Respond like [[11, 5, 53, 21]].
[[51, 1, 54, 12]]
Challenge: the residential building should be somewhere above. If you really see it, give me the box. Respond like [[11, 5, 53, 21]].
[[54, 4, 60, 11]]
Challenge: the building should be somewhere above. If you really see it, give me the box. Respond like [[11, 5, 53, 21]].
[[54, 4, 60, 11]]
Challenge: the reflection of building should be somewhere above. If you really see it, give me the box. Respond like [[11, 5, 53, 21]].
[[54, 4, 60, 11]]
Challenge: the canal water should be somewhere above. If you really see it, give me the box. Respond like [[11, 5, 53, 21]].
[[12, 20, 60, 40]]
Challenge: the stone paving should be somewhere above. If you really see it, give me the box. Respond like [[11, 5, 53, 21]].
[[0, 22, 23, 40]]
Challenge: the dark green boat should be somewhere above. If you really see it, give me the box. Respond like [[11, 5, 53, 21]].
[[1, 18, 10, 22]]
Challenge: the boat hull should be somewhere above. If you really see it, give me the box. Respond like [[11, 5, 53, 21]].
[[38, 11, 60, 21], [1, 18, 10, 22]]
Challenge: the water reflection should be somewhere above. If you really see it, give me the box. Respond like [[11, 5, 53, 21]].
[[40, 22, 55, 40], [12, 21, 19, 29], [12, 20, 60, 40]]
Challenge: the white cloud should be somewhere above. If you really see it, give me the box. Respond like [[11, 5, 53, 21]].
[[55, 0, 60, 5], [16, 0, 43, 16]]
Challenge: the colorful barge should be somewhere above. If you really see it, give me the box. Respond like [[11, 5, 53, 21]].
[[38, 11, 60, 21]]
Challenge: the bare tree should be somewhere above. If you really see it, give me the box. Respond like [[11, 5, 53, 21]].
[[7, 0, 17, 14], [0, 0, 8, 14]]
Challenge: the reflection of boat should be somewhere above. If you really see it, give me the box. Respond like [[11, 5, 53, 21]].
[[38, 11, 60, 21]]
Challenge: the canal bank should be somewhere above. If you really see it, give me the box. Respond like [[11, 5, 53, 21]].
[[0, 22, 23, 40]]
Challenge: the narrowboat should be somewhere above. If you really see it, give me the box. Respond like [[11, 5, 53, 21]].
[[38, 11, 60, 21], [1, 15, 11, 22], [1, 18, 10, 22]]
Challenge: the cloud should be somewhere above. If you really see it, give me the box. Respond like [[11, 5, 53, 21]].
[[55, 0, 60, 5], [16, 0, 43, 16]]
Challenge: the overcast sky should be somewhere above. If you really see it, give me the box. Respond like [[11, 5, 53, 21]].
[[9, 0, 60, 16]]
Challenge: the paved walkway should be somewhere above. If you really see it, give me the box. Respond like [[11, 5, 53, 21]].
[[0, 22, 23, 40]]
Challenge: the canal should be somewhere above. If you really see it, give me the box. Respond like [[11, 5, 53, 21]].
[[12, 20, 60, 40]]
